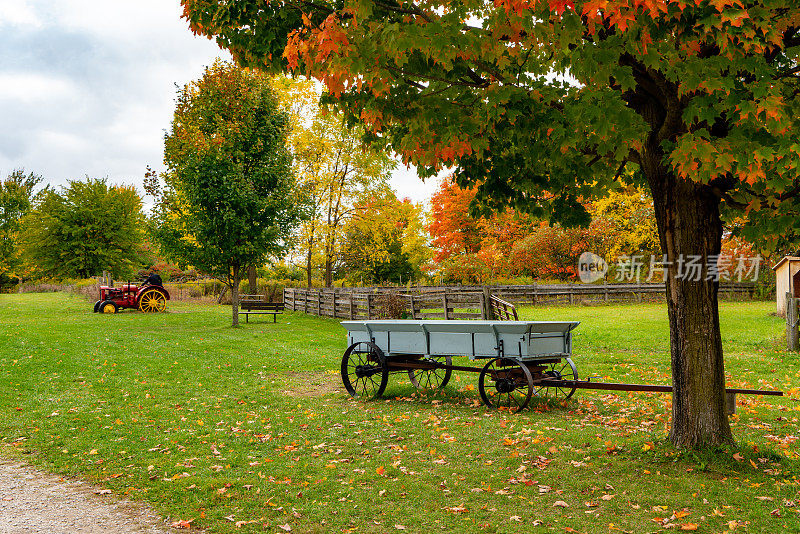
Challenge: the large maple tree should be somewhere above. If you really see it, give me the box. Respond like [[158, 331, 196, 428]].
[[182, 0, 800, 446]]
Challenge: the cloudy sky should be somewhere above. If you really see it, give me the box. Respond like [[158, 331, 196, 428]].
[[0, 0, 439, 204]]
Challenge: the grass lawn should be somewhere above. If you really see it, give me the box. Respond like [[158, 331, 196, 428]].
[[0, 293, 798, 533]]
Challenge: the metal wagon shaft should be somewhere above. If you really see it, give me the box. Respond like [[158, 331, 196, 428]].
[[339, 319, 783, 413]]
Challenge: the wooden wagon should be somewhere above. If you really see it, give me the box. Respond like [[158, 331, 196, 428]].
[[340, 320, 580, 411], [340, 319, 783, 413]]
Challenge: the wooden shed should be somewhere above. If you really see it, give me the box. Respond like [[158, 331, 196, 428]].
[[772, 256, 800, 317]]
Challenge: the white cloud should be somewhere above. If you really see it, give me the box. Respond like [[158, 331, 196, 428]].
[[0, 0, 226, 191], [0, 1, 437, 207], [0, 0, 41, 28], [0, 72, 75, 102]]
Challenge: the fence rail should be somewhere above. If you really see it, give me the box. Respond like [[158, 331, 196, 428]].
[[283, 283, 757, 320]]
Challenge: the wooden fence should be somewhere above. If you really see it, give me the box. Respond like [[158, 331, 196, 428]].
[[283, 283, 757, 320]]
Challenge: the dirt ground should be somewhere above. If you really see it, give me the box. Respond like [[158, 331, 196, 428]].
[[0, 460, 175, 534]]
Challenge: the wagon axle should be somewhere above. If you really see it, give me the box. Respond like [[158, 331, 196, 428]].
[[354, 364, 382, 379]]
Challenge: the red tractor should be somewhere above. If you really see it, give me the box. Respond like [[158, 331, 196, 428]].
[[94, 274, 170, 314]]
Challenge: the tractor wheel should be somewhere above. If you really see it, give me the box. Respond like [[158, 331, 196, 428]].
[[93, 300, 102, 313], [100, 301, 118, 314], [138, 288, 167, 313]]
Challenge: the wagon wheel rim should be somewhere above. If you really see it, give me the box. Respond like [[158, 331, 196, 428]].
[[534, 357, 578, 400], [341, 342, 388, 399], [408, 355, 452, 390], [478, 358, 533, 413], [138, 289, 166, 312]]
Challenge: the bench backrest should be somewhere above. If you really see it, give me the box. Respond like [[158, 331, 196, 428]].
[[240, 301, 285, 311]]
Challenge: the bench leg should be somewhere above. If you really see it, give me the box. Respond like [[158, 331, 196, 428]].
[[273, 313, 276, 323], [245, 313, 249, 323]]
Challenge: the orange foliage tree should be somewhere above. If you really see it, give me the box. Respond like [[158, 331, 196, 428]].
[[181, 0, 800, 446]]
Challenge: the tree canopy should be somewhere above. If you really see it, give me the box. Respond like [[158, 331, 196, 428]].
[[341, 191, 429, 284], [182, 0, 800, 446], [21, 178, 145, 279], [0, 169, 41, 287], [151, 60, 305, 326]]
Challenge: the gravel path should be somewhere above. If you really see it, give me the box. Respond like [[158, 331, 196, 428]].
[[0, 460, 175, 534]]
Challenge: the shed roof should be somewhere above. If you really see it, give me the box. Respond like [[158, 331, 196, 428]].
[[772, 256, 800, 271]]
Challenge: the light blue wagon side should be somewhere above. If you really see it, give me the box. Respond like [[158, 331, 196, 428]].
[[340, 320, 579, 412]]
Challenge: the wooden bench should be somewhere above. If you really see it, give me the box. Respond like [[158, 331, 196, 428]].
[[239, 295, 285, 323]]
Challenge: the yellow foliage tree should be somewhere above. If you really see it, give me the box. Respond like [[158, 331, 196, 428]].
[[273, 76, 395, 287]]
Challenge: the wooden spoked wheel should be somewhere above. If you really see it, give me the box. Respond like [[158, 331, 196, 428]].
[[408, 355, 453, 390], [534, 358, 578, 399], [478, 358, 534, 413], [138, 289, 167, 312], [341, 342, 389, 399]]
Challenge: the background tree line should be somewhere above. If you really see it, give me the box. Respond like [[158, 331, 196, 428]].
[[0, 61, 770, 298]]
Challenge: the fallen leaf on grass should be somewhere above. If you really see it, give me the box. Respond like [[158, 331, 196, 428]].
[[732, 452, 744, 461], [509, 515, 522, 522], [376, 466, 385, 475], [674, 510, 690, 519], [553, 501, 569, 508], [447, 505, 468, 513], [394, 525, 406, 530], [680, 523, 699, 531], [93, 489, 112, 495], [170, 519, 193, 529], [277, 524, 292, 531], [236, 520, 259, 528], [601, 494, 614, 501]]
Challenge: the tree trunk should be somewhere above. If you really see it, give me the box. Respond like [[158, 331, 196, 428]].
[[644, 154, 733, 447], [248, 264, 258, 295], [306, 228, 315, 288], [306, 244, 313, 288], [231, 267, 241, 327], [325, 256, 333, 288]]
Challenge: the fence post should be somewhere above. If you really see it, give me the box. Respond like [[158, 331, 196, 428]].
[[367, 293, 373, 320], [568, 284, 574, 305], [304, 290, 308, 314], [318, 290, 322, 316], [349, 291, 355, 320], [443, 289, 451, 320], [409, 295, 417, 320], [482, 286, 492, 320], [787, 292, 799, 352]]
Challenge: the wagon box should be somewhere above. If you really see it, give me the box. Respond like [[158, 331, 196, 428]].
[[341, 320, 579, 360], [340, 319, 581, 412]]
